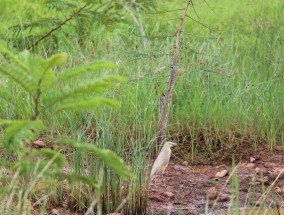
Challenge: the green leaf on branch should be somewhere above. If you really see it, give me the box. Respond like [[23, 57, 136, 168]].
[[58, 61, 119, 81], [55, 97, 120, 112], [0, 43, 60, 95], [19, 51, 57, 93], [55, 172, 99, 188], [45, 75, 125, 108], [0, 41, 30, 73], [55, 137, 134, 179], [33, 149, 66, 169], [0, 120, 46, 154], [46, 52, 68, 68], [0, 63, 35, 95], [0, 89, 17, 106]]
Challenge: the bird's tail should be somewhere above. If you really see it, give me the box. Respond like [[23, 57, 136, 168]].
[[150, 169, 156, 181]]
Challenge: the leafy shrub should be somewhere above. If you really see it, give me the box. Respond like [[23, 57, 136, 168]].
[[0, 41, 133, 214]]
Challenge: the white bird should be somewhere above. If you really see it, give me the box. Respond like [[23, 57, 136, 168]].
[[150, 141, 177, 186]]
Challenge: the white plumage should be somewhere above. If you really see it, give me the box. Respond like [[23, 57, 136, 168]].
[[150, 142, 177, 183]]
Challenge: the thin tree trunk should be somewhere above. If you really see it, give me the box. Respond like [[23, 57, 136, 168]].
[[157, 0, 191, 146]]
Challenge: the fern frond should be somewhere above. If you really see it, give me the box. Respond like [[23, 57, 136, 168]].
[[0, 88, 17, 106], [18, 51, 58, 93], [0, 64, 35, 95], [32, 149, 66, 169], [45, 75, 125, 108], [0, 41, 30, 73], [9, 18, 61, 33], [46, 52, 67, 68], [135, 1, 157, 11], [0, 43, 51, 95], [12, 159, 61, 176], [55, 137, 134, 178], [55, 172, 99, 188], [0, 120, 46, 154], [55, 97, 119, 112], [45, 0, 78, 11], [58, 61, 119, 81]]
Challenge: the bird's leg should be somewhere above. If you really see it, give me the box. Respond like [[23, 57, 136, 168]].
[[162, 169, 166, 187]]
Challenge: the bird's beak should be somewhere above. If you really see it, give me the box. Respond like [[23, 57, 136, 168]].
[[169, 142, 177, 147]]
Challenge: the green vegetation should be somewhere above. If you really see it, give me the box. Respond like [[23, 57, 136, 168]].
[[0, 41, 133, 214], [0, 0, 283, 214]]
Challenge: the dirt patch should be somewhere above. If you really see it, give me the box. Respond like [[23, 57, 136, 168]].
[[149, 147, 284, 214]]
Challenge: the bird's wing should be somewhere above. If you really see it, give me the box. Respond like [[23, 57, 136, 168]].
[[150, 150, 170, 180], [150, 158, 161, 180]]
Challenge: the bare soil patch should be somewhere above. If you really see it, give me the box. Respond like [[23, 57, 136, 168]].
[[149, 146, 284, 214]]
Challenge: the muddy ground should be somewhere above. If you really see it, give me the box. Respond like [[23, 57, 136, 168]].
[[149, 147, 284, 215], [31, 146, 284, 215]]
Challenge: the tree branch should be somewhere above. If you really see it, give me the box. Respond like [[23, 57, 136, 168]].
[[27, 4, 87, 50]]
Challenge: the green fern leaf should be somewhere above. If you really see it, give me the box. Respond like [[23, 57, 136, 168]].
[[33, 149, 66, 169], [0, 64, 35, 95], [0, 44, 61, 95], [20, 51, 57, 93], [45, 0, 78, 11], [0, 41, 30, 73], [9, 18, 62, 33], [58, 61, 119, 81], [0, 88, 17, 106], [55, 137, 134, 178], [45, 75, 125, 108], [0, 120, 46, 154], [12, 159, 58, 176], [55, 97, 119, 112], [54, 172, 99, 188], [46, 52, 68, 68]]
